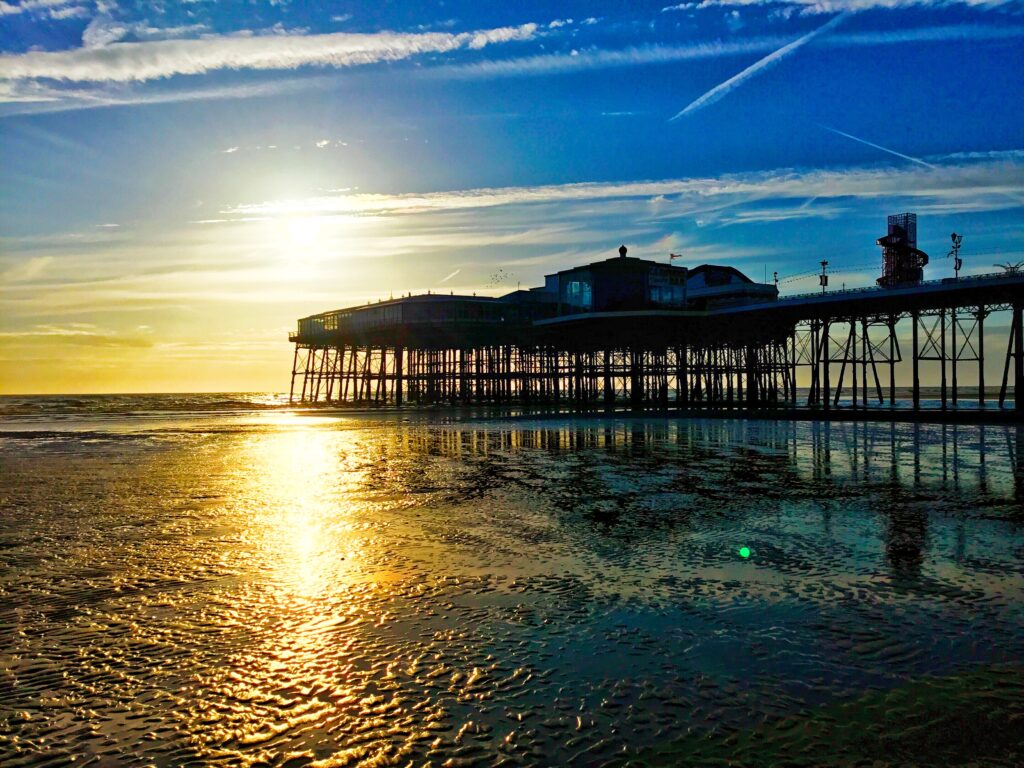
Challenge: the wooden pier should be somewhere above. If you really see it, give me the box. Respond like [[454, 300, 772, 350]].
[[289, 240, 1024, 417]]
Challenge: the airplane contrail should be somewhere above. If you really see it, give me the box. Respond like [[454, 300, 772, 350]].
[[670, 12, 849, 121], [821, 125, 1024, 208], [439, 268, 461, 283], [819, 124, 937, 168]]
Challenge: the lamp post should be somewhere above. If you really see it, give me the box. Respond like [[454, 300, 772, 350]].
[[948, 233, 963, 279]]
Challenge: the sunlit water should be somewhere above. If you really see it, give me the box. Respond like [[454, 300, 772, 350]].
[[1, 395, 1023, 766]]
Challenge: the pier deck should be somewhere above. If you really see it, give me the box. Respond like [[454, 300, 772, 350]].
[[289, 269, 1023, 417]]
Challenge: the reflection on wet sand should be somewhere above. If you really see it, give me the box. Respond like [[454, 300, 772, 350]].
[[1, 415, 1022, 766]]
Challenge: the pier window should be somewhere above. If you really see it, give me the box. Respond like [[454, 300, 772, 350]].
[[565, 279, 593, 309]]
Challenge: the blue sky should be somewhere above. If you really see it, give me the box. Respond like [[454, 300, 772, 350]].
[[1, 1, 1022, 392]]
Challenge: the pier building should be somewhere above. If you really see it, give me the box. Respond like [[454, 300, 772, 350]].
[[289, 216, 1024, 415]]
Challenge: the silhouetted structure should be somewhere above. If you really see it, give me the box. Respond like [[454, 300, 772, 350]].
[[877, 213, 929, 288], [289, 221, 1024, 416]]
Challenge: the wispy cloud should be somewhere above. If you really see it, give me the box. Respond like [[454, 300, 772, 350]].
[[443, 38, 788, 78], [46, 4, 87, 19], [0, 0, 78, 17], [686, 0, 1020, 14], [0, 23, 541, 83], [0, 255, 53, 282], [3, 21, 1021, 112], [822, 127, 1024, 207], [442, 24, 1024, 80], [828, 24, 1024, 47], [0, 74, 347, 115], [226, 152, 1024, 219], [81, 14, 210, 49], [670, 12, 849, 119], [0, 322, 154, 347]]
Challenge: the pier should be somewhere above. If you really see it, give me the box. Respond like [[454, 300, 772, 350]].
[[289, 216, 1024, 417]]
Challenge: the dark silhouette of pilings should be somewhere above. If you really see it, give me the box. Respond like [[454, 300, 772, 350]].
[[289, 303, 1022, 416]]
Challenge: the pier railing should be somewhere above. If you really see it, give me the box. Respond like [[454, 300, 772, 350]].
[[775, 271, 1018, 303]]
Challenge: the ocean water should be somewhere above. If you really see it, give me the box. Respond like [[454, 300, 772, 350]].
[[1, 395, 1023, 767]]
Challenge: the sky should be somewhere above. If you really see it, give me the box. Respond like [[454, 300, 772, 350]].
[[0, 0, 1022, 394]]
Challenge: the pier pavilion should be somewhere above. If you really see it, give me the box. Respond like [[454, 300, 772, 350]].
[[289, 221, 1024, 416]]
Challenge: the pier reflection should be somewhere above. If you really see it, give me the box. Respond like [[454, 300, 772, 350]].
[[386, 417, 1022, 496], [368, 417, 1024, 584]]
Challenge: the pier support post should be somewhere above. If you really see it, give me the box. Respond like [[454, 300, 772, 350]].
[[603, 349, 613, 406], [289, 345, 300, 404], [630, 346, 643, 410], [850, 320, 858, 411], [862, 318, 869, 408], [951, 307, 958, 407], [395, 347, 404, 406], [888, 316, 897, 408], [790, 333, 798, 406], [1016, 302, 1024, 413], [940, 308, 948, 411], [300, 346, 315, 403], [978, 307, 985, 407], [745, 345, 758, 408], [912, 310, 920, 411], [822, 321, 830, 412], [809, 321, 820, 408]]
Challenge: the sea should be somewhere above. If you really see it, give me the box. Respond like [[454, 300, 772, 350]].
[[1, 394, 1022, 766]]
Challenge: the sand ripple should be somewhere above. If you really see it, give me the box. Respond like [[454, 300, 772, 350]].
[[1, 416, 1023, 766]]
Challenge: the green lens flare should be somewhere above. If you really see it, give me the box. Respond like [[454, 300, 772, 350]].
[[739, 546, 751, 558]]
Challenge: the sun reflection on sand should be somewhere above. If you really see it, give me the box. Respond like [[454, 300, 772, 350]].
[[4, 414, 1022, 766], [174, 421, 399, 763]]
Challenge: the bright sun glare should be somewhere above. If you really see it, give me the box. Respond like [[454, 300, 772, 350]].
[[285, 216, 320, 248]]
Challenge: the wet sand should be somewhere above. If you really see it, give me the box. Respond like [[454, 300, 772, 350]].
[[1, 400, 1022, 766]]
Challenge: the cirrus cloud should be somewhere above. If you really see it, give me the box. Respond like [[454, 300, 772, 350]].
[[224, 152, 1024, 219], [0, 23, 541, 83], [666, 0, 1021, 12]]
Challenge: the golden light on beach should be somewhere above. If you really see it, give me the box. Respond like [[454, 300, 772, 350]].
[[3, 2, 1024, 766]]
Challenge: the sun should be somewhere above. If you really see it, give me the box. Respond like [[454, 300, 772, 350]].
[[285, 216, 321, 247]]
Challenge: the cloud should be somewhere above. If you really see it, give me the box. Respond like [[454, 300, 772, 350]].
[[822, 127, 1024, 207], [0, 23, 541, 83], [81, 14, 212, 49], [441, 24, 1024, 80], [0, 0, 76, 17], [0, 323, 154, 347], [670, 12, 849, 119], [827, 23, 1024, 47], [443, 38, 789, 78], [225, 153, 1024, 219], [0, 74, 348, 115], [0, 255, 53, 282], [48, 4, 88, 19], [3, 19, 1020, 113], [690, 0, 1020, 13], [0, 81, 63, 103]]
